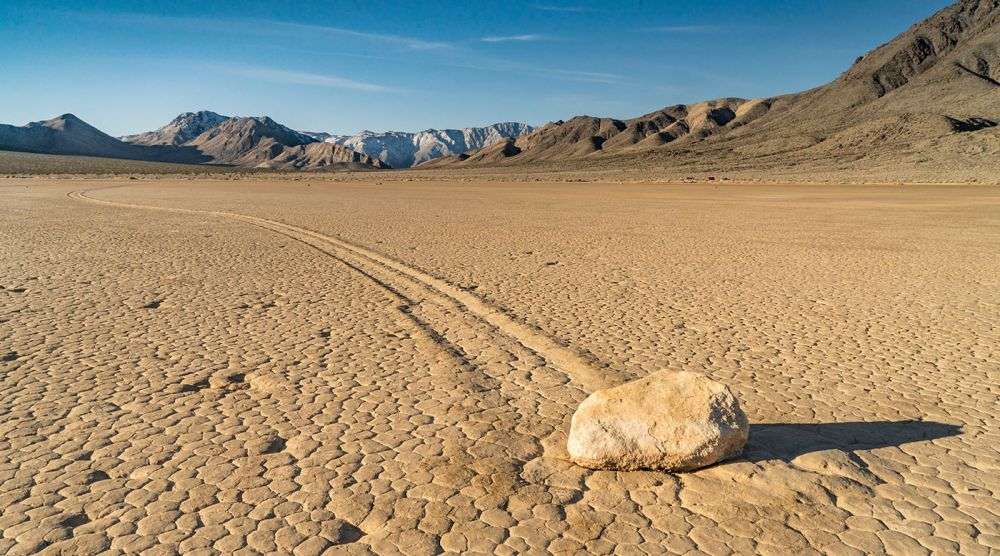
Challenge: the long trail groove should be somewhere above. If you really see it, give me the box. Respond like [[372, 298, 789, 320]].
[[69, 185, 620, 394]]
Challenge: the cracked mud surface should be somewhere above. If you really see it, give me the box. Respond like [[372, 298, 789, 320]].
[[1, 177, 998, 555]]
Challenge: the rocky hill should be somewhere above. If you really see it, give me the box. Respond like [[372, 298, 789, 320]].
[[264, 141, 388, 171], [121, 111, 229, 146], [0, 114, 210, 164], [184, 117, 312, 164]]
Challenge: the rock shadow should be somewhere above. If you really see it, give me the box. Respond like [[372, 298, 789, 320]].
[[333, 522, 365, 544], [744, 420, 962, 463]]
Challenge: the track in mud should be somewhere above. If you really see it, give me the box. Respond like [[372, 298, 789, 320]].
[[69, 186, 620, 394]]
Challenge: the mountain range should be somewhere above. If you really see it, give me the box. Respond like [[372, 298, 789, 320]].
[[0, 114, 213, 165], [2, 0, 998, 176], [0, 108, 533, 171], [119, 112, 388, 170], [118, 113, 532, 169], [427, 0, 1000, 171], [425, 99, 759, 166], [326, 123, 533, 168], [0, 111, 387, 171]]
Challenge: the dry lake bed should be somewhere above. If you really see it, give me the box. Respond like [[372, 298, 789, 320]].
[[1, 177, 998, 555]]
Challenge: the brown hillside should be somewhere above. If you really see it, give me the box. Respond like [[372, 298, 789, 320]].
[[437, 0, 999, 174]]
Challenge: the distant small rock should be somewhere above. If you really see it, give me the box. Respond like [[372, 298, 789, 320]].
[[791, 449, 879, 485], [567, 370, 749, 472], [247, 372, 291, 396], [247, 433, 285, 455]]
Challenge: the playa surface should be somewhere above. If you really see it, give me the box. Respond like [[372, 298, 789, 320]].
[[2, 177, 998, 555]]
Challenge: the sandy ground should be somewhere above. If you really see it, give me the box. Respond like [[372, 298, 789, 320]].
[[1, 177, 998, 555]]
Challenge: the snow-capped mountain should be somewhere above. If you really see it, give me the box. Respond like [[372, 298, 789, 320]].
[[121, 111, 229, 146], [326, 122, 534, 168], [299, 131, 334, 142]]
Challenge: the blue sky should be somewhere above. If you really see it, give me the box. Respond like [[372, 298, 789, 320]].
[[2, 0, 951, 136]]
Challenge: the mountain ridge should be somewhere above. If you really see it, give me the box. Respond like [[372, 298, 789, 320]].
[[427, 0, 1000, 171], [184, 116, 388, 170], [121, 111, 229, 146], [0, 113, 386, 171], [120, 113, 533, 168], [0, 114, 211, 164], [326, 122, 534, 168]]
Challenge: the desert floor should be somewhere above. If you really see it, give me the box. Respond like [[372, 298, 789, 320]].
[[1, 177, 998, 555]]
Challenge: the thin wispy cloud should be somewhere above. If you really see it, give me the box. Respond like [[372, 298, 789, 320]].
[[530, 4, 601, 13], [60, 10, 450, 51], [643, 25, 722, 34], [214, 66, 395, 92], [269, 21, 450, 51], [547, 68, 622, 84], [59, 9, 616, 86], [480, 34, 549, 43], [440, 57, 624, 85]]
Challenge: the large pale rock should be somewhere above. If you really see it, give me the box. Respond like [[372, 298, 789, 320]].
[[567, 371, 749, 471]]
